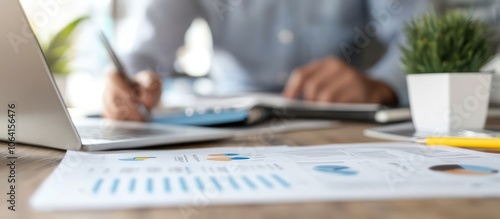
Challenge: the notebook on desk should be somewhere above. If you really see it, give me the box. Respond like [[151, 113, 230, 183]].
[[148, 94, 413, 126]]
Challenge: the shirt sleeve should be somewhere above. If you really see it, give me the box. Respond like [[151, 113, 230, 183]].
[[365, 0, 430, 106], [120, 0, 203, 76]]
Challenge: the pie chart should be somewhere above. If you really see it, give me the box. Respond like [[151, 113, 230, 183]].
[[313, 165, 358, 176], [207, 153, 250, 162], [207, 157, 250, 162], [430, 164, 498, 176]]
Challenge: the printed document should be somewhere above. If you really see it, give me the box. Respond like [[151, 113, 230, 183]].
[[30, 143, 500, 211]]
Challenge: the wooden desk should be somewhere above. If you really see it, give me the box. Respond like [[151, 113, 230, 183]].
[[2, 122, 500, 219]]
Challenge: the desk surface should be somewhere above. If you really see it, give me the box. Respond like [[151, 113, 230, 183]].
[[2, 121, 500, 219]]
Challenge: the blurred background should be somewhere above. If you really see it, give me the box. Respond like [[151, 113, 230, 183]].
[[19, 0, 500, 112]]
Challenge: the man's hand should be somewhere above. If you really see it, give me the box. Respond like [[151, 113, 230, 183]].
[[283, 57, 398, 105], [103, 70, 163, 121]]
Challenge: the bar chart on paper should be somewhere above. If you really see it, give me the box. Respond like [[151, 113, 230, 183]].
[[34, 164, 314, 211], [90, 174, 292, 196], [29, 147, 317, 210]]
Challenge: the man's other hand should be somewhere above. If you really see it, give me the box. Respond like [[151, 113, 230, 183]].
[[283, 57, 398, 105]]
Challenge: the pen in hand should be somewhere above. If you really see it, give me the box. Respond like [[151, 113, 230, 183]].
[[99, 30, 151, 121]]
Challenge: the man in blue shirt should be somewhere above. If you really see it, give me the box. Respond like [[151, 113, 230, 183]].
[[103, 0, 429, 121]]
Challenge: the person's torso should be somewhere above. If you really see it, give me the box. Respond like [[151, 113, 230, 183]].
[[197, 0, 367, 93]]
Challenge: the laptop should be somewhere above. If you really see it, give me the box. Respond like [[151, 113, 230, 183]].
[[0, 0, 233, 151]]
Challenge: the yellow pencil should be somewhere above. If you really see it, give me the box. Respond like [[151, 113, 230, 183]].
[[416, 137, 500, 149]]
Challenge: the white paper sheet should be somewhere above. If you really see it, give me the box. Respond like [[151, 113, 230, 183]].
[[30, 143, 500, 211]]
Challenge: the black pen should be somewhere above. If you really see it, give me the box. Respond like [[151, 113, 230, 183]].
[[98, 30, 150, 121]]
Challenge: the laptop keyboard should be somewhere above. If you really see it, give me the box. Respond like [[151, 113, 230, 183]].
[[76, 125, 168, 141]]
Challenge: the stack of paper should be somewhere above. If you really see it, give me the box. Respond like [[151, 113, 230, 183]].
[[30, 143, 500, 211]]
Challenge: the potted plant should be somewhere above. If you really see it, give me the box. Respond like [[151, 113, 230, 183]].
[[401, 11, 496, 132], [40, 16, 88, 102]]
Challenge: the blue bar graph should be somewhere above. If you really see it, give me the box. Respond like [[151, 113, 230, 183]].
[[91, 174, 293, 196], [147, 178, 154, 193], [111, 179, 120, 194], [164, 177, 171, 193], [257, 175, 273, 188], [129, 178, 136, 192], [271, 174, 290, 188], [242, 176, 257, 190], [210, 177, 222, 191], [228, 176, 240, 190], [179, 177, 188, 193], [195, 177, 204, 191], [93, 178, 103, 194]]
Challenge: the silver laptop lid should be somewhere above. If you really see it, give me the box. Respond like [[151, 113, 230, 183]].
[[0, 0, 81, 150]]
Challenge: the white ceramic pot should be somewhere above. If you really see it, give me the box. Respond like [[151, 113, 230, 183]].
[[407, 73, 492, 132], [491, 73, 500, 105]]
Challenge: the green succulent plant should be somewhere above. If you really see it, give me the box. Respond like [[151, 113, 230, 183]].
[[41, 16, 89, 75], [401, 10, 495, 74]]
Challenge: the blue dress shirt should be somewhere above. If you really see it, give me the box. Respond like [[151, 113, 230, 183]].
[[121, 0, 429, 105]]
